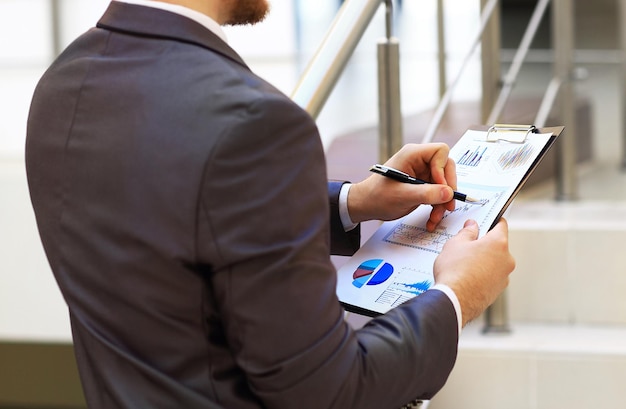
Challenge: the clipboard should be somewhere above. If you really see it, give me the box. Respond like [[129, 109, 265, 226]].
[[336, 124, 563, 317], [479, 124, 561, 230]]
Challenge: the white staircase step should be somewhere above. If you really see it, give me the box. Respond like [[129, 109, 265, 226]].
[[429, 321, 626, 409], [507, 199, 626, 325], [431, 195, 626, 409]]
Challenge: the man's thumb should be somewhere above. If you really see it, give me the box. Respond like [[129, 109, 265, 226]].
[[457, 219, 479, 240]]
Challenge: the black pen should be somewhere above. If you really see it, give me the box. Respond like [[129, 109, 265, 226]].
[[370, 164, 483, 204]]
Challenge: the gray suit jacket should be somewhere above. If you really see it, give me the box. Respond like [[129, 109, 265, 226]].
[[25, 2, 458, 408]]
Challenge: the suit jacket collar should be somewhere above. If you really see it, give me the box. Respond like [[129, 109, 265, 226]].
[[97, 1, 249, 69]]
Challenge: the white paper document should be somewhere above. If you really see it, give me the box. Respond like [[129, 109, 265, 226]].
[[336, 128, 557, 315]]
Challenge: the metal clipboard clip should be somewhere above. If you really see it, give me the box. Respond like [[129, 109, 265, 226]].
[[486, 124, 536, 143]]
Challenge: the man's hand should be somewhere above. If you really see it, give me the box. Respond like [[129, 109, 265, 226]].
[[347, 143, 457, 231], [433, 218, 515, 327]]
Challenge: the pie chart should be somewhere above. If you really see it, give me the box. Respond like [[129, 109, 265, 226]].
[[352, 259, 394, 288]]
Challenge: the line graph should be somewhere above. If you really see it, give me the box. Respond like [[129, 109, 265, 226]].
[[441, 201, 486, 219], [383, 223, 453, 253], [391, 280, 432, 296], [383, 187, 507, 254], [374, 268, 433, 308]]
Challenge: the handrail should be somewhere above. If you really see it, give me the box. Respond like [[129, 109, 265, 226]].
[[535, 76, 562, 127], [290, 0, 402, 163], [290, 0, 384, 119]]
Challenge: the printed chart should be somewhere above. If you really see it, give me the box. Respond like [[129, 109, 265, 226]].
[[384, 224, 453, 254], [497, 144, 535, 170], [383, 186, 506, 255], [344, 258, 433, 310], [457, 145, 489, 167], [351, 259, 394, 288], [373, 265, 433, 309]]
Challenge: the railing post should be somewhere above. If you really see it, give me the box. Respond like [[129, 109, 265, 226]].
[[483, 293, 511, 334], [480, 0, 501, 125], [478, 0, 510, 335], [436, 0, 447, 99], [619, 0, 626, 170], [377, 0, 403, 162], [552, 0, 578, 200], [50, 0, 62, 58]]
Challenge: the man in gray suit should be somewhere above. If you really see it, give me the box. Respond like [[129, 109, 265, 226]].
[[25, 1, 514, 408]]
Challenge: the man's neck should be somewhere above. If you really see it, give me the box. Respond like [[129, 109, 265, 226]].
[[114, 0, 228, 42], [147, 0, 223, 23]]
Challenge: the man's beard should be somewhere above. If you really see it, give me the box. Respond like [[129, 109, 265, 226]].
[[225, 0, 270, 26]]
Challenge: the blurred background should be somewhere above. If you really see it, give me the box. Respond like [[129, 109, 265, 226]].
[[2, 0, 626, 408]]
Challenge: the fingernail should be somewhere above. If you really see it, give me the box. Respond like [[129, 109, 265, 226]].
[[441, 187, 452, 202]]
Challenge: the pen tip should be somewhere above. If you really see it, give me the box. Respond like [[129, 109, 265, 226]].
[[467, 197, 487, 206]]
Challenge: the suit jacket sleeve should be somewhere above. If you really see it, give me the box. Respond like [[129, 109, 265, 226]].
[[201, 88, 458, 409], [328, 180, 360, 256]]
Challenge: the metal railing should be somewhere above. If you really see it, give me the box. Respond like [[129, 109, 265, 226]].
[[421, 0, 499, 144], [291, 0, 402, 163], [425, 0, 579, 203], [291, 0, 626, 332], [290, 0, 594, 203]]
